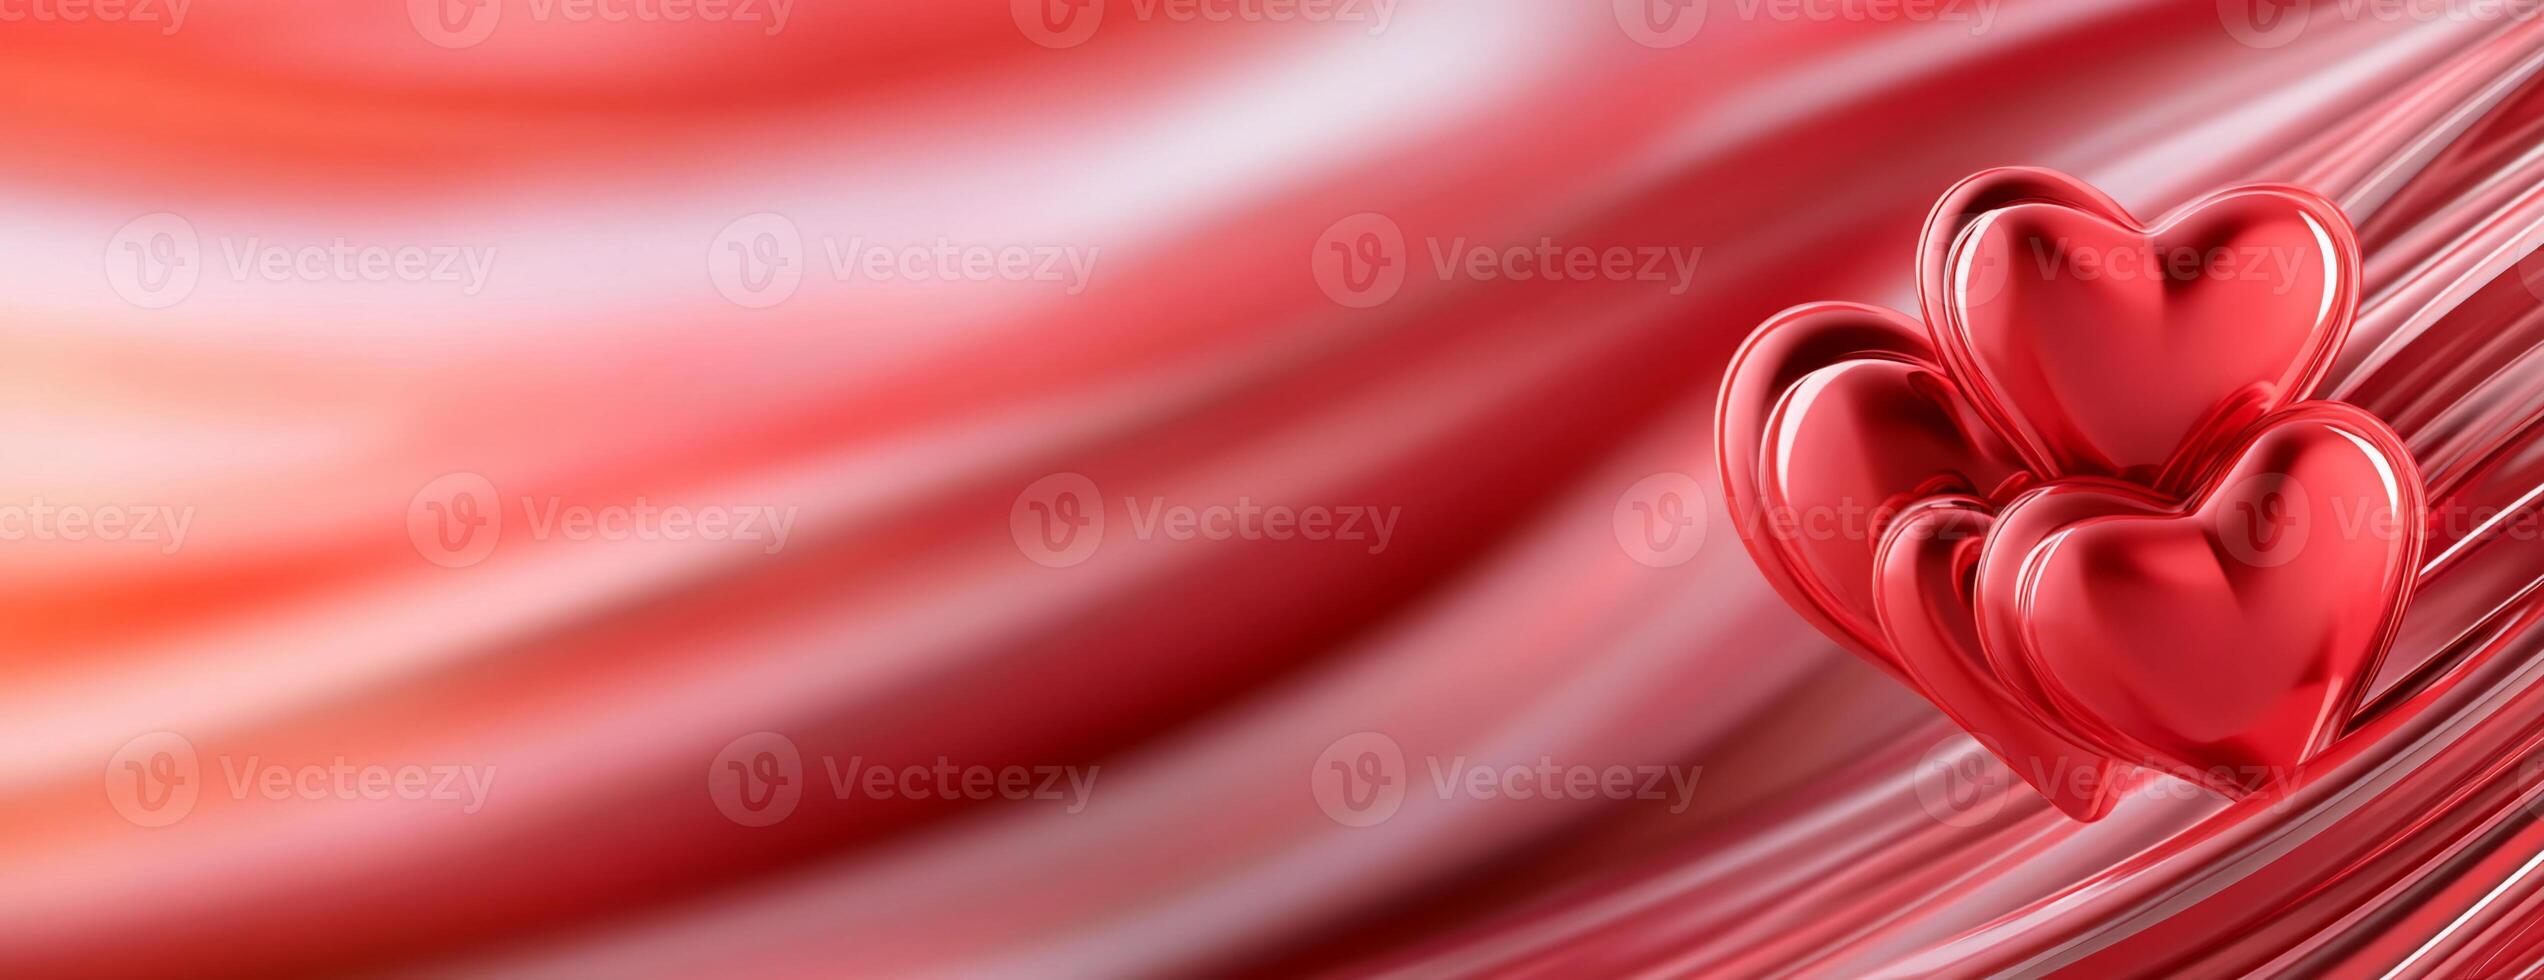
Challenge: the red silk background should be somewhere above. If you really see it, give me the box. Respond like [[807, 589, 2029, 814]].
[[14, 2, 2544, 976]]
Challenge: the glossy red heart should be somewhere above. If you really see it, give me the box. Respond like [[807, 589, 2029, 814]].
[[1922, 169, 2358, 492], [1717, 302, 2028, 679], [1723, 172, 2411, 820], [1972, 402, 2422, 794], [1875, 497, 2124, 821]]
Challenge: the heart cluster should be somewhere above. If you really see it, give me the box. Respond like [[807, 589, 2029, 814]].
[[1717, 168, 2426, 820]]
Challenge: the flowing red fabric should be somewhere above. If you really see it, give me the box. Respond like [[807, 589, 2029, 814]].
[[16, 2, 2544, 977]]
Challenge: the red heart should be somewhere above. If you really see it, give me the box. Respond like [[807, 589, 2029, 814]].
[[1722, 172, 2412, 820], [1921, 169, 2358, 492], [1972, 402, 2423, 793], [1717, 303, 2028, 679], [1875, 497, 2124, 821]]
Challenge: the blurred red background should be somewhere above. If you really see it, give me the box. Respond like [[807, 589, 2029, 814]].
[[14, 2, 2544, 976]]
